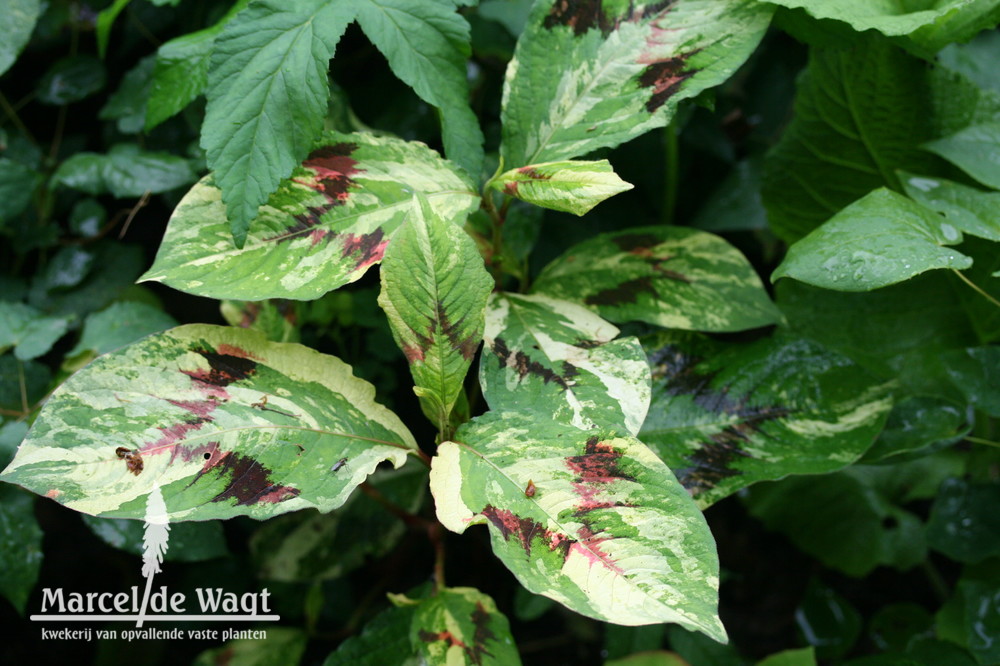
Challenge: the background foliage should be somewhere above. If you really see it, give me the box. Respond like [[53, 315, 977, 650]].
[[1, 0, 999, 664]]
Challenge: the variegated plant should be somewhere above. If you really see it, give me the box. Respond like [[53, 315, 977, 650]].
[[13, 0, 981, 662]]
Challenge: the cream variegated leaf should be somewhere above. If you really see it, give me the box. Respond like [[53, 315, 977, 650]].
[[429, 412, 725, 638], [501, 0, 773, 167], [1, 325, 417, 521], [410, 587, 521, 666], [532, 227, 782, 332], [379, 194, 492, 431], [141, 131, 479, 301], [489, 160, 633, 215], [480, 293, 650, 436]]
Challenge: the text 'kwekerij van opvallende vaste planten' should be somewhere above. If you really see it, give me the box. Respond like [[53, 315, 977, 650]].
[[1, 0, 999, 664]]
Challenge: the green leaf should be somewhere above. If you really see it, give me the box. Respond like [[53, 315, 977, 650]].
[[0, 485, 43, 614], [81, 514, 228, 561], [926, 478, 1000, 564], [641, 333, 894, 508], [202, 0, 356, 247], [52, 144, 197, 198], [355, 0, 484, 177], [947, 573, 1000, 664], [0, 0, 41, 77], [860, 396, 968, 463], [761, 35, 937, 243], [606, 652, 689, 666], [251, 464, 425, 581], [36, 55, 106, 105], [479, 292, 651, 435], [378, 194, 492, 431], [0, 158, 40, 225], [221, 299, 300, 344], [938, 30, 1000, 96], [324, 603, 419, 666], [192, 627, 307, 666], [430, 412, 725, 638], [745, 469, 926, 577], [489, 159, 633, 215], [666, 625, 745, 666], [145, 0, 250, 130], [901, 172, 1000, 242], [68, 301, 178, 357], [0, 301, 73, 361], [0, 420, 29, 468], [756, 648, 817, 666], [692, 157, 768, 233], [99, 55, 155, 134], [942, 346, 1000, 417], [141, 131, 479, 301], [28, 241, 146, 319], [410, 587, 522, 666], [1, 324, 417, 521], [794, 580, 862, 659], [772, 189, 973, 291], [500, 0, 773, 167], [922, 123, 1000, 190], [532, 227, 782, 332], [96, 0, 131, 58]]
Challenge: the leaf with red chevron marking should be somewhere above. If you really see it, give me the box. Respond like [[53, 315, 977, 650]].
[[0, 324, 417, 521], [429, 411, 725, 638], [140, 131, 479, 301], [378, 194, 492, 431], [411, 587, 521, 666]]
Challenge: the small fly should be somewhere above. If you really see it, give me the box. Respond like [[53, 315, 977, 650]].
[[331, 457, 349, 473]]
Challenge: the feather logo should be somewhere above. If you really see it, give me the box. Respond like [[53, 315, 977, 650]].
[[137, 484, 170, 628]]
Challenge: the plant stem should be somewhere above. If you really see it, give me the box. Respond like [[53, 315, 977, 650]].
[[0, 90, 36, 145], [953, 269, 1000, 309], [966, 436, 1000, 449], [430, 521, 446, 592], [662, 120, 679, 227]]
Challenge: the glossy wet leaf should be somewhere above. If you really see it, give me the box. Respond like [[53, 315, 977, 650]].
[[489, 160, 633, 215], [0, 159, 40, 225], [901, 172, 1000, 242], [81, 514, 228, 561], [99, 55, 154, 134], [532, 227, 782, 332], [28, 242, 145, 319], [500, 0, 773, 167], [641, 334, 894, 507], [203, 0, 356, 246], [52, 144, 197, 198], [0, 485, 43, 614], [411, 587, 521, 666], [922, 122, 1000, 190], [36, 55, 106, 105], [141, 131, 479, 301], [860, 396, 968, 463], [251, 465, 425, 582], [868, 603, 933, 653], [0, 301, 72, 361], [0, 0, 41, 77], [323, 603, 418, 666], [430, 412, 725, 638], [795, 580, 862, 660], [942, 346, 1000, 417], [146, 0, 249, 130], [0, 421, 28, 468], [480, 292, 650, 435], [938, 30, 1000, 95], [692, 157, 768, 232], [379, 194, 492, 431], [1, 324, 417, 521], [772, 189, 973, 291], [354, 0, 483, 177], [69, 301, 178, 357], [926, 478, 1000, 563], [192, 627, 307, 666], [762, 35, 936, 243], [951, 576, 1000, 664], [745, 470, 926, 577]]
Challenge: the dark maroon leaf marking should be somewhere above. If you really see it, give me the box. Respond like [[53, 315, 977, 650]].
[[574, 338, 605, 349], [566, 436, 636, 517], [638, 53, 700, 113], [405, 301, 480, 365], [585, 276, 658, 306], [650, 344, 792, 492], [183, 347, 258, 387], [481, 505, 573, 558], [545, 0, 674, 36], [144, 417, 212, 454], [418, 630, 468, 653], [167, 399, 219, 419], [194, 451, 300, 505], [469, 602, 497, 666], [339, 228, 388, 272], [491, 337, 574, 389]]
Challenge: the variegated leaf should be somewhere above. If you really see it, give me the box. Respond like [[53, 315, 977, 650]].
[[0, 325, 417, 521], [500, 0, 773, 167], [489, 160, 633, 215], [430, 412, 725, 637], [411, 587, 521, 666], [140, 131, 480, 301], [532, 227, 782, 332], [480, 293, 650, 436], [379, 194, 492, 431], [220, 299, 300, 343], [640, 333, 895, 508]]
